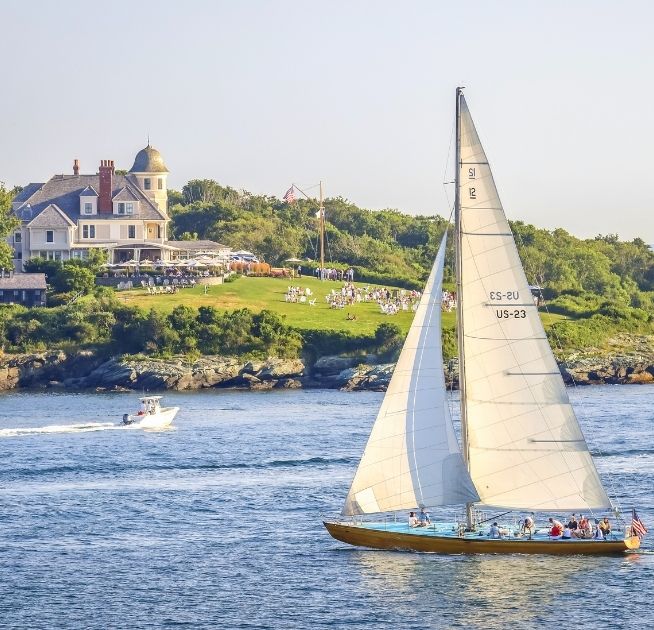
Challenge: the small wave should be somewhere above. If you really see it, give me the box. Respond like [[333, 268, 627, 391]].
[[594, 449, 654, 458], [170, 456, 356, 472], [0, 422, 118, 438], [0, 455, 358, 479]]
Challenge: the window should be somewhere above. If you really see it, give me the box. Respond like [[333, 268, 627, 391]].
[[14, 232, 21, 244], [158, 178, 163, 190], [128, 225, 136, 239], [83, 225, 96, 239], [46, 230, 54, 243], [118, 203, 125, 215], [157, 224, 162, 238], [84, 202, 93, 214], [144, 178, 151, 190], [126, 203, 134, 215]]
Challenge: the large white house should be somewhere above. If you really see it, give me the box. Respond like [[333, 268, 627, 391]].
[[8, 145, 230, 267]]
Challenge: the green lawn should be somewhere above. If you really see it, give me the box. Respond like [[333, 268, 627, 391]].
[[116, 276, 430, 335], [114, 275, 562, 336]]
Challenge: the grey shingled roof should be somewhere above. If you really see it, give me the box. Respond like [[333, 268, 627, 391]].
[[80, 185, 98, 197], [27, 204, 75, 228], [0, 273, 47, 290], [167, 240, 230, 251], [12, 174, 167, 223], [12, 183, 44, 204], [112, 187, 140, 202]]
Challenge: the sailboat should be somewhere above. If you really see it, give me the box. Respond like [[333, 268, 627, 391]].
[[324, 89, 642, 554]]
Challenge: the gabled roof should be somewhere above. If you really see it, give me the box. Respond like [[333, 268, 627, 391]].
[[13, 183, 44, 204], [27, 203, 76, 228], [112, 187, 140, 202], [80, 185, 98, 197], [12, 174, 166, 223], [0, 273, 47, 290]]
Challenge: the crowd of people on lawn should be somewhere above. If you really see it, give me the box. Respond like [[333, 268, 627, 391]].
[[282, 281, 460, 318]]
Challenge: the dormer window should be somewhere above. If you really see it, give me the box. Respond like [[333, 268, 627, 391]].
[[144, 178, 151, 190], [126, 203, 134, 215], [118, 203, 125, 215], [158, 178, 163, 190], [79, 191, 97, 215]]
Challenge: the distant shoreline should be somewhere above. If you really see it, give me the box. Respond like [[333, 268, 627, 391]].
[[2, 351, 654, 393]]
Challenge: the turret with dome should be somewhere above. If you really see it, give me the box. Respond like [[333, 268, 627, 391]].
[[129, 144, 169, 213]]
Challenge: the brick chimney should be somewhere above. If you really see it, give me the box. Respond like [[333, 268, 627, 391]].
[[98, 159, 114, 213], [73, 158, 80, 175]]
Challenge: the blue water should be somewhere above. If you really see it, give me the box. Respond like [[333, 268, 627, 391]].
[[0, 386, 652, 629]]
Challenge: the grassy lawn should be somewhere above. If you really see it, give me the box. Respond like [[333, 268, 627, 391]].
[[116, 276, 435, 335], [114, 275, 562, 336]]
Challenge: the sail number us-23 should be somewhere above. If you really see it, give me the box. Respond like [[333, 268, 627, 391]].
[[488, 290, 526, 319]]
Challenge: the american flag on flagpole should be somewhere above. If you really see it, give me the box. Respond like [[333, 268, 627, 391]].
[[631, 508, 648, 538], [283, 185, 296, 204]]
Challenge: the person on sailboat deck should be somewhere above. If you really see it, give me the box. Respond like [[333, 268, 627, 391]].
[[573, 515, 592, 539], [593, 519, 605, 540], [549, 519, 563, 538], [417, 508, 431, 527], [408, 512, 418, 528], [599, 517, 612, 537], [521, 514, 535, 537], [562, 524, 573, 539], [489, 522, 502, 539], [567, 514, 578, 530]]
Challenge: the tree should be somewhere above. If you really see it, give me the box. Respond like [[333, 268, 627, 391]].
[[0, 182, 19, 270]]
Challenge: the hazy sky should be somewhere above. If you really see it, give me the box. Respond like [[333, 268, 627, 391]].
[[2, 0, 653, 242]]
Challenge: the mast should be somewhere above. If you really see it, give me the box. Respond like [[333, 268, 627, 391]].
[[454, 87, 473, 529], [319, 180, 325, 281]]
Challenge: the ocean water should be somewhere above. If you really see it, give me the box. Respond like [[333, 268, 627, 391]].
[[0, 386, 652, 629]]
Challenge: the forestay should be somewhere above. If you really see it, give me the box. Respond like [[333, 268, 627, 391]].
[[457, 95, 611, 511], [342, 233, 479, 516]]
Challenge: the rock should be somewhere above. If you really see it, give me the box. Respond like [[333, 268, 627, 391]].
[[313, 355, 358, 375], [249, 379, 276, 390], [626, 371, 654, 384], [276, 378, 302, 389], [242, 360, 267, 374], [257, 358, 304, 380]]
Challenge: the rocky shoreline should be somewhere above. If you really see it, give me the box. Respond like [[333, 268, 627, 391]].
[[1, 350, 654, 393]]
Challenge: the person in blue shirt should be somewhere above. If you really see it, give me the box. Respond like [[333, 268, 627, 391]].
[[417, 508, 431, 527]]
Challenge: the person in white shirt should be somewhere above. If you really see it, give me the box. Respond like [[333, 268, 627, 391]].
[[408, 512, 418, 528], [562, 526, 573, 539], [489, 522, 502, 539]]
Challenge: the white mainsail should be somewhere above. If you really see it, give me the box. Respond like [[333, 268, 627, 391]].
[[457, 94, 611, 511], [343, 233, 479, 516]]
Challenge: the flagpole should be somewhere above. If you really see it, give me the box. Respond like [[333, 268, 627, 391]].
[[319, 180, 324, 282]]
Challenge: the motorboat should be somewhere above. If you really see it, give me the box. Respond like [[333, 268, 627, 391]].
[[122, 396, 179, 429]]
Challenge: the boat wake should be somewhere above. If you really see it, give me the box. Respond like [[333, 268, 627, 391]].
[[0, 422, 122, 438]]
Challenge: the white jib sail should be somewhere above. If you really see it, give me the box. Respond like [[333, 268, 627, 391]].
[[342, 232, 479, 516], [458, 95, 611, 511]]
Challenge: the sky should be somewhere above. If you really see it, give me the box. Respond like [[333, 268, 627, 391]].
[[1, 0, 653, 242]]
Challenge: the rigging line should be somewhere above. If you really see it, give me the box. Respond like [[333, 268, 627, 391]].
[[442, 116, 456, 210]]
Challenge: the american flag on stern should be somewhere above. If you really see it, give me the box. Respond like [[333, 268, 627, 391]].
[[631, 508, 648, 538], [283, 185, 296, 204]]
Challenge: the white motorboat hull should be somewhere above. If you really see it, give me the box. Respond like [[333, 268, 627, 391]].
[[123, 407, 179, 429]]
